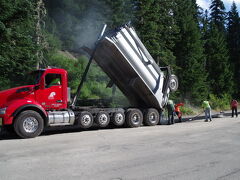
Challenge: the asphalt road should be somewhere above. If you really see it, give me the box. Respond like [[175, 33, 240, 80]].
[[1, 116, 240, 180]]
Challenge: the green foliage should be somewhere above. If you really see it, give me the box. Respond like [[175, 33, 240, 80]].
[[174, 0, 208, 103], [100, 0, 132, 28], [133, 0, 178, 66], [202, 0, 233, 97], [209, 93, 231, 110], [0, 0, 38, 90], [205, 26, 233, 96], [180, 106, 195, 115], [210, 0, 226, 32], [0, 76, 11, 91], [227, 2, 240, 97]]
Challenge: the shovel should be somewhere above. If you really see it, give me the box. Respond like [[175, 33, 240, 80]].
[[188, 112, 203, 121]]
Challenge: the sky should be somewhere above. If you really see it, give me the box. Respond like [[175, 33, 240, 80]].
[[197, 0, 240, 11]]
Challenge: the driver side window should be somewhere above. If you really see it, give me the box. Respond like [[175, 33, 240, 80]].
[[45, 73, 61, 88]]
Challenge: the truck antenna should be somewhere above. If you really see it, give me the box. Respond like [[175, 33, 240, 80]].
[[71, 24, 107, 108]]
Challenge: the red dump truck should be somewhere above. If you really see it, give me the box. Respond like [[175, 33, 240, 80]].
[[0, 24, 178, 138]]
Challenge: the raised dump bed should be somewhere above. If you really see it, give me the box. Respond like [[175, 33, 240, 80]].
[[94, 24, 176, 109]]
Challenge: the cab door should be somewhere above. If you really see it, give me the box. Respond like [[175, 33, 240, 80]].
[[35, 73, 64, 110]]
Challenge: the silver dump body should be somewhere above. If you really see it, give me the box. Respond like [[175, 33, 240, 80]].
[[94, 24, 169, 109]]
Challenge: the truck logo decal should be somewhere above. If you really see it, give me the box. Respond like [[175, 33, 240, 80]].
[[48, 92, 56, 99]]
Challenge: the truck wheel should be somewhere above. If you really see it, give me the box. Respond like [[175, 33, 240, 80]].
[[144, 108, 159, 126], [14, 110, 44, 138], [169, 75, 178, 92], [78, 111, 93, 129], [126, 109, 143, 128], [112, 112, 125, 126], [95, 111, 110, 128]]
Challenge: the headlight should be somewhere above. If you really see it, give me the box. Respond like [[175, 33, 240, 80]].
[[0, 107, 7, 114]]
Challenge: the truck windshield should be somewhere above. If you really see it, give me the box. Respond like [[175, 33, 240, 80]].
[[26, 70, 44, 85]]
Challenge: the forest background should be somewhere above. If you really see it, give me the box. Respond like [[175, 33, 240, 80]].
[[0, 0, 240, 111]]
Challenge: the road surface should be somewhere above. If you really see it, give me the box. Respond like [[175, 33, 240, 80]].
[[0, 116, 240, 180]]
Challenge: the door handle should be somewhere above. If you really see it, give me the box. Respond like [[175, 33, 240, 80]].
[[56, 100, 63, 103]]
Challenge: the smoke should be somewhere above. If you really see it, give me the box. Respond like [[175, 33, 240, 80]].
[[46, 0, 109, 50], [74, 7, 107, 49]]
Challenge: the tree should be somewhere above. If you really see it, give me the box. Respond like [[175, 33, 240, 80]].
[[173, 0, 208, 103], [0, 0, 39, 89], [227, 2, 240, 97], [133, 0, 178, 66], [210, 0, 226, 32], [205, 0, 233, 96], [35, 0, 48, 68], [205, 24, 233, 95]]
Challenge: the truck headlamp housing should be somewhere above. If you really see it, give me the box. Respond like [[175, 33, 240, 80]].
[[0, 107, 7, 115]]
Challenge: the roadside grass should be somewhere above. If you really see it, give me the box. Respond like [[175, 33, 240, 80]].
[[209, 94, 231, 111], [178, 94, 232, 116]]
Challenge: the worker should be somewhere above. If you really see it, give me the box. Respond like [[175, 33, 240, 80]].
[[167, 99, 175, 125], [230, 99, 238, 117], [46, 75, 61, 88], [202, 100, 212, 122], [50, 78, 61, 85], [175, 102, 184, 122]]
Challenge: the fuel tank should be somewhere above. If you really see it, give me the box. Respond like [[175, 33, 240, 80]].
[[94, 24, 167, 109]]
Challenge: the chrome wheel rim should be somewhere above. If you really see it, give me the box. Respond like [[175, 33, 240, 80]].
[[99, 114, 108, 124], [132, 113, 140, 124], [115, 113, 124, 124], [82, 115, 91, 126], [23, 117, 39, 133], [170, 79, 177, 90], [149, 112, 157, 123]]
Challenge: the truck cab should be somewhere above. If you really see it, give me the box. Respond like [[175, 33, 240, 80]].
[[34, 68, 68, 110], [0, 68, 71, 137]]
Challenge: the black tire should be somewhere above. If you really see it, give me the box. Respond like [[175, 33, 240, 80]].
[[125, 109, 143, 128], [112, 112, 125, 126], [169, 74, 178, 92], [95, 111, 110, 128], [13, 110, 44, 138], [143, 108, 159, 126], [77, 111, 93, 129]]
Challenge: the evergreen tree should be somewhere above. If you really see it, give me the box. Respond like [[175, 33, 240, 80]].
[[36, 0, 48, 68], [210, 0, 226, 32], [133, 0, 161, 64], [133, 0, 178, 66], [205, 0, 233, 96], [156, 0, 179, 66], [200, 10, 210, 36], [173, 0, 208, 103], [227, 2, 240, 97], [0, 0, 38, 89]]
